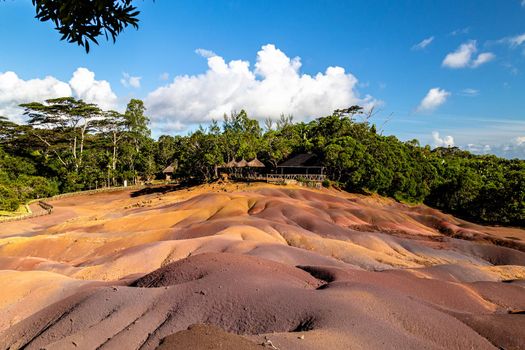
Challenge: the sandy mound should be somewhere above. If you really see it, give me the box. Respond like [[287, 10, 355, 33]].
[[157, 324, 263, 350], [0, 183, 524, 349], [0, 252, 507, 350]]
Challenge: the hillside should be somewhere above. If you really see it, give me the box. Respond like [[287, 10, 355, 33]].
[[0, 183, 524, 349]]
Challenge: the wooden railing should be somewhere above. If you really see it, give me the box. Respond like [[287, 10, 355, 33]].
[[267, 174, 326, 182], [230, 173, 326, 183], [0, 201, 53, 223]]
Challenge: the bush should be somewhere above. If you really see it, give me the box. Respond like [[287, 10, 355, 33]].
[[0, 185, 20, 211], [322, 179, 330, 188]]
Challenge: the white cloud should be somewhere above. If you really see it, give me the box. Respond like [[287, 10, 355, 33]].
[[0, 68, 118, 122], [120, 72, 141, 88], [442, 41, 476, 68], [412, 36, 434, 50], [522, 0, 525, 7], [146, 44, 375, 132], [466, 139, 525, 159], [442, 41, 495, 68], [471, 52, 495, 67], [69, 68, 118, 110], [0, 71, 72, 123], [195, 48, 217, 58], [159, 72, 170, 81], [459, 88, 479, 97], [432, 131, 455, 148], [417, 88, 450, 112]]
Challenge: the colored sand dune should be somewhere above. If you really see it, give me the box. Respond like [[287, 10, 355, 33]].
[[0, 183, 524, 349]]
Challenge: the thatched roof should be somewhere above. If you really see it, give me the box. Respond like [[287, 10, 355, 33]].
[[236, 159, 248, 167], [222, 160, 237, 168], [163, 165, 175, 173], [277, 153, 323, 168], [247, 158, 265, 168]]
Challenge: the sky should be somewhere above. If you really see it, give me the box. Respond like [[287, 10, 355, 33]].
[[1, 0, 524, 158]]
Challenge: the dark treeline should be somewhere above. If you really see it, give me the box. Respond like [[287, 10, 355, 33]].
[[0, 99, 523, 226]]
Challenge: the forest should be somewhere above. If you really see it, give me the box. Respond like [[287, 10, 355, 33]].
[[0, 98, 523, 226]]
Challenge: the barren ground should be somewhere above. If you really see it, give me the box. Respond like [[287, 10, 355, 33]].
[[0, 182, 524, 349]]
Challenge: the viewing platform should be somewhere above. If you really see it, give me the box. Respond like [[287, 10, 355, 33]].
[[230, 173, 326, 183]]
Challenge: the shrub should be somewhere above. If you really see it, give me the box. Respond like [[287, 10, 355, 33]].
[[0, 185, 20, 211]]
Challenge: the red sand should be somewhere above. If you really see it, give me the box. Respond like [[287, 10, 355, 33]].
[[0, 183, 524, 349]]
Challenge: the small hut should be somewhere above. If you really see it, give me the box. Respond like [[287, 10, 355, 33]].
[[247, 158, 265, 168], [236, 159, 248, 168], [246, 158, 266, 179], [223, 160, 237, 168], [162, 162, 177, 181], [218, 158, 266, 180]]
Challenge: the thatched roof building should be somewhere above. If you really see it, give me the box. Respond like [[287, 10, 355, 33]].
[[247, 158, 265, 168], [219, 158, 266, 169], [162, 162, 178, 180], [277, 153, 324, 174], [163, 164, 176, 174], [223, 160, 237, 168], [236, 159, 248, 167]]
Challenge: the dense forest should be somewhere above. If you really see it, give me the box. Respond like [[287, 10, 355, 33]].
[[0, 98, 523, 226]]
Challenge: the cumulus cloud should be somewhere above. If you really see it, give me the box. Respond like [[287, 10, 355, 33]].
[[442, 41, 495, 68], [417, 88, 450, 112], [442, 41, 476, 68], [159, 72, 170, 81], [0, 68, 118, 122], [0, 72, 71, 122], [69, 68, 118, 110], [146, 44, 374, 132], [412, 36, 434, 50], [515, 136, 525, 145], [120, 72, 141, 88], [432, 131, 455, 148]]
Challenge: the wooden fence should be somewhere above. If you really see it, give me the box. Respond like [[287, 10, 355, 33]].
[[230, 173, 327, 183], [0, 201, 52, 223], [266, 174, 326, 182]]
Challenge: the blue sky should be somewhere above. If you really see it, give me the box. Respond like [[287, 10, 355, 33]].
[[1, 0, 524, 157]]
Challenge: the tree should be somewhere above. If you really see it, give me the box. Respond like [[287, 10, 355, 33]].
[[156, 135, 177, 168], [95, 110, 127, 186], [21, 97, 103, 173], [221, 110, 262, 161], [31, 0, 140, 52], [121, 99, 152, 183]]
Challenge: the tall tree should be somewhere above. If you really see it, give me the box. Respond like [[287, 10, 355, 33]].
[[95, 110, 127, 185], [21, 97, 103, 173], [121, 99, 152, 183]]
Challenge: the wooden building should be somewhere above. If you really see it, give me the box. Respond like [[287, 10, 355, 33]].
[[276, 153, 325, 175], [269, 153, 326, 183], [162, 163, 177, 181], [219, 158, 266, 180]]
